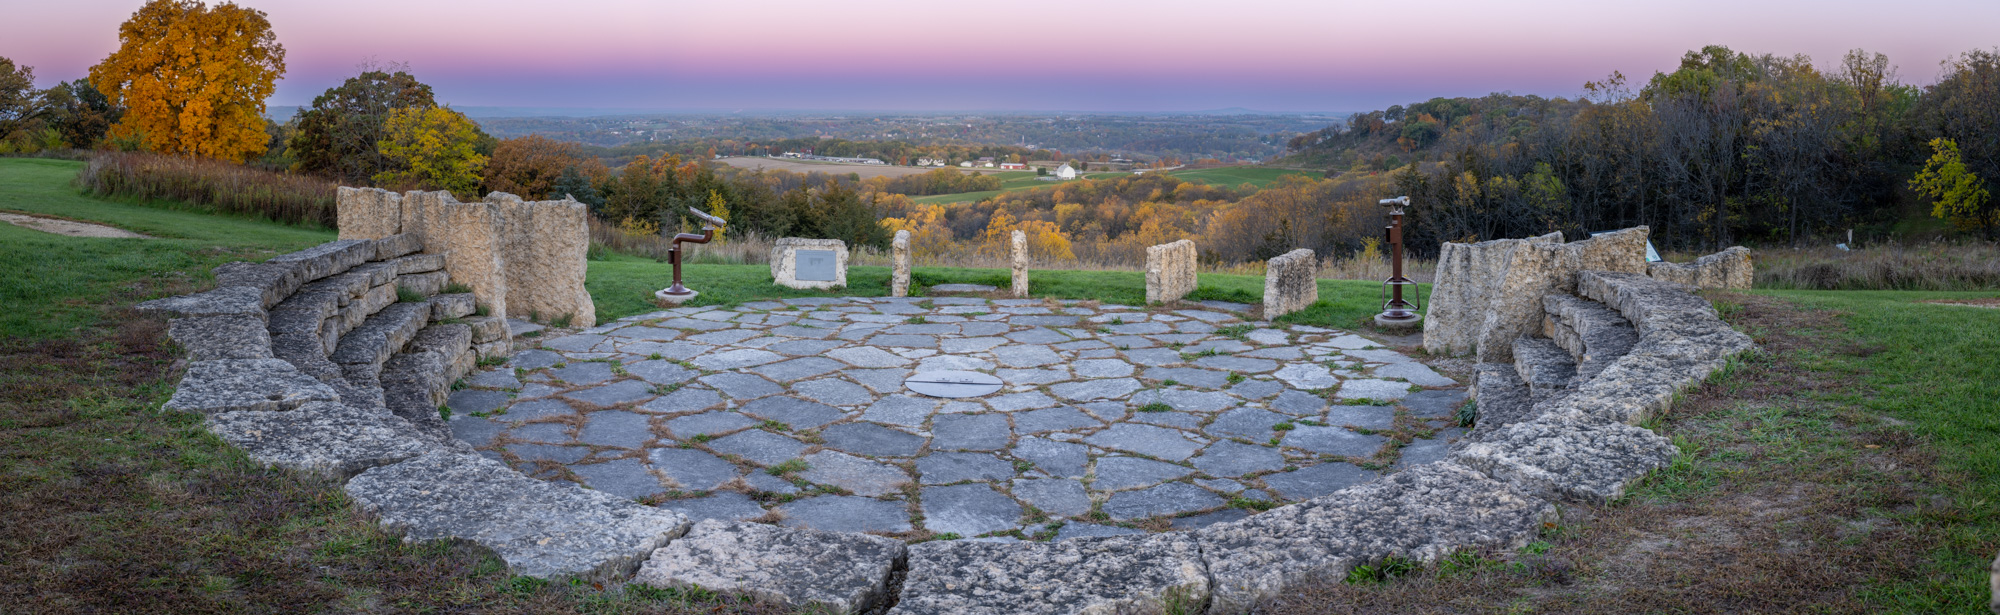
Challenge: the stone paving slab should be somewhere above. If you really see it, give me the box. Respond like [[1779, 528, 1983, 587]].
[[444, 296, 1466, 538]]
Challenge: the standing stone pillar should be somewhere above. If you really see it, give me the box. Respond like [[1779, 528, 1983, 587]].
[[335, 187, 404, 240], [1010, 230, 1029, 297], [1263, 248, 1318, 318], [1146, 239, 1197, 304], [489, 193, 596, 328], [892, 230, 912, 297]]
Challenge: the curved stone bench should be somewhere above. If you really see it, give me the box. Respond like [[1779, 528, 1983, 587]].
[[142, 236, 684, 582], [142, 239, 1753, 613]]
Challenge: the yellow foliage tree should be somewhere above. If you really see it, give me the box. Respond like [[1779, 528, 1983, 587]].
[[880, 204, 955, 258], [374, 106, 488, 196], [89, 0, 285, 162], [704, 190, 731, 242]]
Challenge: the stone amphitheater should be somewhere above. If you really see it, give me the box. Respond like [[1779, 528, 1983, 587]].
[[140, 188, 1759, 614]]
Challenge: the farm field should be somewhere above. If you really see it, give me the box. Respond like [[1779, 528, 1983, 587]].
[[908, 166, 1318, 204], [712, 156, 942, 179]]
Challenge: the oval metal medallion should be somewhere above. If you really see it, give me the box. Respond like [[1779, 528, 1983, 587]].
[[904, 370, 1004, 398]]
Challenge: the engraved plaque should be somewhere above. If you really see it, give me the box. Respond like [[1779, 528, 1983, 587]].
[[796, 249, 837, 281], [905, 370, 1004, 398]]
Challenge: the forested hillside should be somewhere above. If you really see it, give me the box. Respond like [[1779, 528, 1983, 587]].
[[1279, 46, 2000, 250]]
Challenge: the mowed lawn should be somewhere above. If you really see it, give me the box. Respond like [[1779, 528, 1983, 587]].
[[584, 251, 1413, 331], [2, 156, 1996, 613]]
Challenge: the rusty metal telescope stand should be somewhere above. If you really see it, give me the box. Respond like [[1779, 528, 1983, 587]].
[[655, 208, 728, 305], [1375, 196, 1423, 329]]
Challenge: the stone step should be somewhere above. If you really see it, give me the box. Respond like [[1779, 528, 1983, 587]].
[[1513, 336, 1578, 401], [1469, 363, 1534, 439], [890, 532, 1209, 615], [330, 302, 431, 376], [343, 451, 690, 582], [204, 400, 437, 480], [633, 519, 905, 614], [381, 323, 473, 441], [1542, 293, 1638, 381]]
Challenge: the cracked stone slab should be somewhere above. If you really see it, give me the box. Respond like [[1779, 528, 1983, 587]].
[[346, 451, 689, 581], [1262, 462, 1377, 500], [778, 495, 912, 533], [1092, 456, 1195, 491], [1103, 482, 1225, 520], [706, 429, 810, 466], [822, 422, 926, 457], [800, 450, 910, 496], [138, 285, 269, 319], [635, 519, 905, 614], [165, 358, 342, 415], [1283, 425, 1389, 458], [207, 401, 436, 479], [1084, 423, 1200, 461], [890, 533, 1209, 615], [1452, 416, 1677, 503], [648, 447, 742, 491], [168, 315, 274, 361], [921, 483, 1023, 536], [1197, 462, 1551, 612], [659, 491, 766, 523]]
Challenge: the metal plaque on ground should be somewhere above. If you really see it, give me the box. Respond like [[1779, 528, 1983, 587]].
[[796, 250, 837, 281], [905, 370, 1003, 398]]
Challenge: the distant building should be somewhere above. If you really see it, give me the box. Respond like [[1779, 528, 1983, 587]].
[[958, 161, 974, 168], [916, 157, 944, 167], [1054, 163, 1078, 180], [999, 162, 1026, 170]]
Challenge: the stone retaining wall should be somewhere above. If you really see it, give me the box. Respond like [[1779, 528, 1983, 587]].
[[336, 187, 596, 328], [144, 236, 1755, 614]]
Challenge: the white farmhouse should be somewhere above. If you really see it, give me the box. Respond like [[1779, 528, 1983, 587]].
[[1054, 163, 1078, 180]]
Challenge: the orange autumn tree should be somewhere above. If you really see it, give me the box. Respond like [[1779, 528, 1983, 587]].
[[89, 0, 285, 162]]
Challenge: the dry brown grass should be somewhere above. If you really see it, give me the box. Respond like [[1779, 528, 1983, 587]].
[[1262, 293, 1944, 614], [74, 152, 339, 228], [1750, 242, 2000, 290]]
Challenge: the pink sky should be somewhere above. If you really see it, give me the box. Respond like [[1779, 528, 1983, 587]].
[[7, 0, 1998, 112]]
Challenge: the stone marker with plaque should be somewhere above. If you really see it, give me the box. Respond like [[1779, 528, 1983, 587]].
[[770, 238, 848, 290]]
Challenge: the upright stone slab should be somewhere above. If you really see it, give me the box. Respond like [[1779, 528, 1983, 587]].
[[1262, 248, 1317, 318], [1423, 231, 1562, 357], [1647, 246, 1752, 289], [1146, 239, 1197, 304], [1010, 230, 1029, 297], [489, 193, 596, 328], [891, 230, 912, 297], [402, 191, 509, 322], [336, 187, 404, 240], [771, 238, 849, 290]]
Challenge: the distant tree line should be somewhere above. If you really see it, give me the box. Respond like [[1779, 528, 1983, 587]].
[[1286, 45, 2000, 248]]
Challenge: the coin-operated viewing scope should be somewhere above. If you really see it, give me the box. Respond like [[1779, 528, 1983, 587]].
[[1375, 196, 1422, 328]]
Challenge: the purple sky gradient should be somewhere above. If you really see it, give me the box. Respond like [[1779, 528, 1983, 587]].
[[7, 0, 1997, 112]]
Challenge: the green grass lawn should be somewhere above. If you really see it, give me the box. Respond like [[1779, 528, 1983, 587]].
[[585, 250, 1415, 331], [1167, 166, 1317, 189], [1756, 289, 2000, 610], [0, 158, 333, 338]]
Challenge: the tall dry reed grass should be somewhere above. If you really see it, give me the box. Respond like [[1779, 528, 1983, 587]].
[[589, 216, 1435, 280], [1752, 242, 2000, 290], [74, 152, 338, 228]]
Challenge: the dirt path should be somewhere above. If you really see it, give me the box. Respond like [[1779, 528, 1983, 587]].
[[0, 211, 147, 238]]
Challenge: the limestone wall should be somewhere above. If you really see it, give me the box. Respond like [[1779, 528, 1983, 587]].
[[1647, 246, 1753, 289], [1424, 228, 1650, 362], [336, 187, 596, 328], [1145, 239, 1197, 304]]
